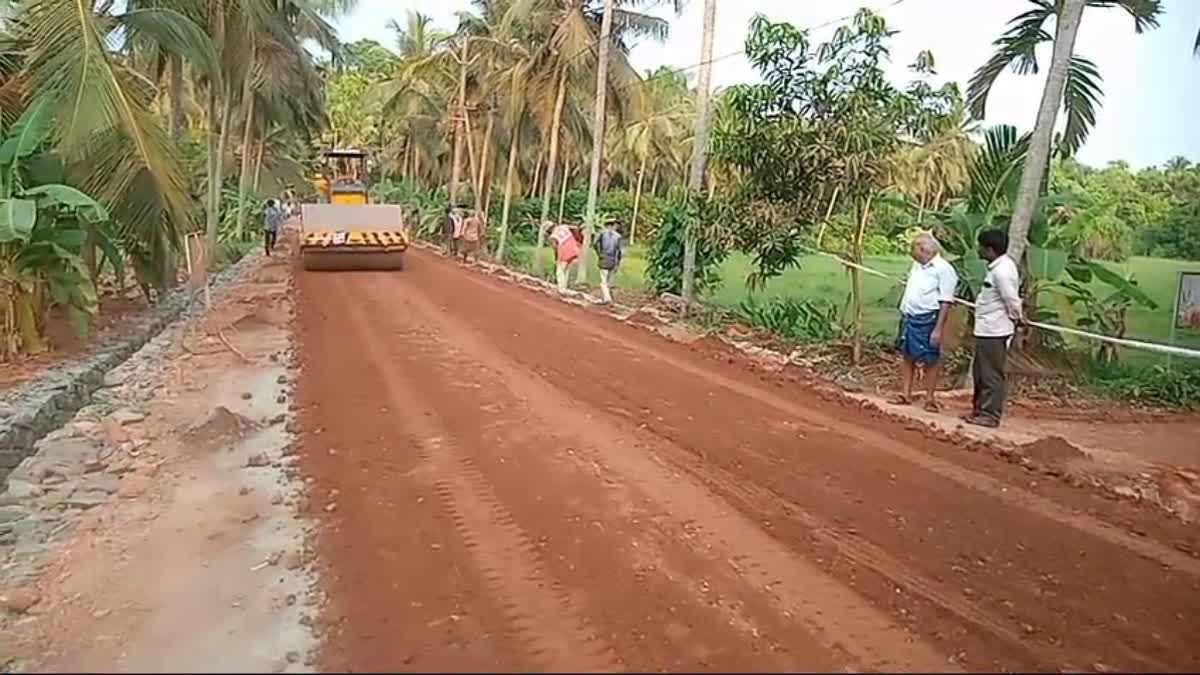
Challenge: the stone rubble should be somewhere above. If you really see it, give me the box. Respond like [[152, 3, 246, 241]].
[[0, 254, 255, 482], [0, 251, 261, 601]]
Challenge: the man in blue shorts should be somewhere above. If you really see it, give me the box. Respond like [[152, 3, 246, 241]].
[[891, 233, 958, 412]]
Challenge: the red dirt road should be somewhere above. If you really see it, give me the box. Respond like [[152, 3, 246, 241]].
[[295, 248, 1200, 673]]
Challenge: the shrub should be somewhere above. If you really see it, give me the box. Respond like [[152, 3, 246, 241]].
[[646, 191, 727, 297], [1087, 361, 1200, 409], [738, 296, 844, 342]]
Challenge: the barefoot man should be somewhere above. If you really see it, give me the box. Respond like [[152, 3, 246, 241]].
[[891, 233, 957, 412]]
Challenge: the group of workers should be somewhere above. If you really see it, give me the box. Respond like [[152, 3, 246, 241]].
[[440, 208, 625, 304], [271, 190, 1018, 426], [894, 228, 1024, 428]]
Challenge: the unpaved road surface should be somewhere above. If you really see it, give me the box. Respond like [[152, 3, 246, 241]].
[[296, 249, 1199, 673]]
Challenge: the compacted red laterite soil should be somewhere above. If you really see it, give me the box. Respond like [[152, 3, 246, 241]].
[[294, 248, 1200, 673]]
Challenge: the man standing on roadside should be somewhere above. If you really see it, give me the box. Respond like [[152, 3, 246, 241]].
[[594, 216, 623, 303], [891, 233, 958, 412], [459, 210, 484, 263], [965, 228, 1025, 428], [263, 198, 282, 256], [442, 207, 460, 257]]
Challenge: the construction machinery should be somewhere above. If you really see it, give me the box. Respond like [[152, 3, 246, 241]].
[[300, 149, 410, 271]]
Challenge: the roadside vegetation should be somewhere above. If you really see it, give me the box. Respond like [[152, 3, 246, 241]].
[[339, 1, 1199, 408], [0, 0, 1197, 408]]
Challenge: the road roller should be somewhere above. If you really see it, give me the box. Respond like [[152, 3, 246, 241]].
[[299, 149, 410, 271]]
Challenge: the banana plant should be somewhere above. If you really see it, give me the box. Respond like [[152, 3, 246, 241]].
[[1, 98, 118, 359]]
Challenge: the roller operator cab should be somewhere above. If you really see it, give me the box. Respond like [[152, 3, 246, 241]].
[[300, 149, 409, 271]]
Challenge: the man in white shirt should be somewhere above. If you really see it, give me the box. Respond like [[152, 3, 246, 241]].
[[891, 233, 958, 412], [965, 228, 1025, 428]]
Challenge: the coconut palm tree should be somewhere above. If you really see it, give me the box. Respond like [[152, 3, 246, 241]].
[[234, 0, 351, 238], [617, 67, 692, 244], [518, 0, 676, 267], [17, 0, 217, 283], [967, 0, 1161, 158], [967, 0, 1162, 266]]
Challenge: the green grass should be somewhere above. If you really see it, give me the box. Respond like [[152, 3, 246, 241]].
[[709, 252, 912, 342], [505, 244, 1199, 364]]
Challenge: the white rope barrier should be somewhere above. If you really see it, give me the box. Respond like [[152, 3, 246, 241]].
[[797, 244, 1200, 360]]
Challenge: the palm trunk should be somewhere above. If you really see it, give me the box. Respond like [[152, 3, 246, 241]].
[[235, 56, 256, 240], [558, 159, 570, 222], [851, 195, 873, 366], [535, 66, 568, 269], [497, 130, 520, 263], [631, 154, 646, 245], [578, 0, 615, 284], [209, 93, 234, 263], [680, 0, 717, 307], [169, 55, 185, 140], [464, 108, 480, 209], [204, 1, 226, 258], [205, 85, 221, 255], [530, 152, 543, 199], [83, 223, 98, 283], [1007, 0, 1085, 267], [477, 100, 495, 217], [252, 137, 265, 191], [650, 171, 659, 197], [449, 38, 469, 207]]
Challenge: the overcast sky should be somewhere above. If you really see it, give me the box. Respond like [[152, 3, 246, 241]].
[[335, 0, 1200, 169]]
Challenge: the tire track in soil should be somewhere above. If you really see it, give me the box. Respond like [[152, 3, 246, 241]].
[[337, 279, 618, 671], [391, 249, 1199, 673], [296, 274, 520, 672], [365, 267, 1054, 671], [358, 272, 963, 673], [332, 274, 845, 672], [446, 262, 1200, 578]]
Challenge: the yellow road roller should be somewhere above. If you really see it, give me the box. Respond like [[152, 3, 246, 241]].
[[299, 149, 410, 271]]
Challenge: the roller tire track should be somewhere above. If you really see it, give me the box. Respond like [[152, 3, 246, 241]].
[[333, 275, 618, 672], [367, 269, 958, 674], [441, 258, 1200, 577], [394, 251, 1199, 672]]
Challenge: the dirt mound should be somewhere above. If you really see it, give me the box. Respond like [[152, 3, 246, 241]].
[[183, 406, 258, 450], [1019, 435, 1086, 463]]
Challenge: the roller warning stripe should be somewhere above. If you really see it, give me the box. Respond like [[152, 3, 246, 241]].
[[301, 230, 410, 248]]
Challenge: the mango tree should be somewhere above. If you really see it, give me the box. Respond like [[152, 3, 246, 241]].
[[712, 10, 957, 363]]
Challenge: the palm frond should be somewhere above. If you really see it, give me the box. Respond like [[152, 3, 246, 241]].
[[21, 0, 194, 249], [115, 8, 219, 77], [1057, 54, 1102, 157], [1086, 0, 1162, 33], [966, 1, 1054, 120], [610, 8, 668, 43], [968, 124, 1030, 214]]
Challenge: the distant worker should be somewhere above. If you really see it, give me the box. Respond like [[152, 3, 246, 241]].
[[964, 228, 1025, 428], [891, 232, 957, 412], [460, 210, 484, 263], [594, 217, 624, 304], [264, 198, 283, 256], [451, 207, 467, 256], [546, 220, 581, 295], [441, 207, 459, 256]]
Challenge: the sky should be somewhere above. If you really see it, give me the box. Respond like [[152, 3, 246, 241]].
[[334, 0, 1200, 170]]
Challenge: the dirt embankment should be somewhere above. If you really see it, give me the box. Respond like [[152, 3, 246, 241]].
[[294, 249, 1200, 673]]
